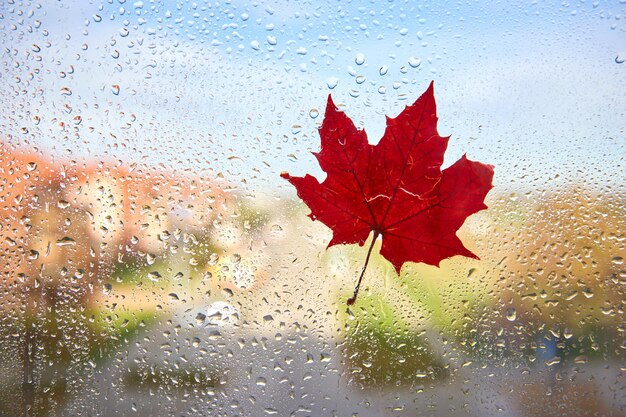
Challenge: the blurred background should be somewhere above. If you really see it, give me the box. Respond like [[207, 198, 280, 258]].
[[1, 0, 624, 416]]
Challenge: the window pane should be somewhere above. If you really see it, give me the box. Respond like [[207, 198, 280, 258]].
[[1, 1, 623, 416]]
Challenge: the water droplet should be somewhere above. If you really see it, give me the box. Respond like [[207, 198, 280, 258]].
[[147, 271, 162, 282], [56, 237, 76, 246], [505, 308, 517, 321], [326, 77, 338, 89], [119, 28, 129, 37], [615, 53, 625, 64], [195, 313, 206, 325], [111, 84, 120, 95], [379, 65, 388, 76], [355, 53, 365, 65], [545, 356, 561, 366], [355, 75, 366, 84], [93, 14, 102, 23], [408, 57, 421, 68], [309, 108, 319, 119]]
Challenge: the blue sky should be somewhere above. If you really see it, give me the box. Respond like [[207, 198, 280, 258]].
[[2, 0, 625, 197]]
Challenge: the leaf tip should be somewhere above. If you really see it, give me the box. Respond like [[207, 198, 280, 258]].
[[280, 171, 290, 179], [326, 94, 336, 111]]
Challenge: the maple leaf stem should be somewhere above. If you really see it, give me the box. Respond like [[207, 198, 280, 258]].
[[347, 231, 380, 305]]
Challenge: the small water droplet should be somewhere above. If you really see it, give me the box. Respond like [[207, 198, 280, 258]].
[[408, 56, 421, 68], [326, 77, 338, 89], [195, 313, 206, 325], [147, 271, 162, 282], [56, 237, 76, 246], [111, 84, 120, 95], [545, 356, 561, 366], [379, 65, 388, 76], [615, 53, 625, 64], [309, 108, 319, 119], [505, 307, 517, 321], [355, 53, 365, 65]]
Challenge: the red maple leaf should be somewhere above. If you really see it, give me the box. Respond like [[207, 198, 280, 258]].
[[281, 82, 494, 304]]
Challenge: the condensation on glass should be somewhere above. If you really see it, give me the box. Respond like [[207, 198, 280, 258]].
[[0, 1, 624, 416]]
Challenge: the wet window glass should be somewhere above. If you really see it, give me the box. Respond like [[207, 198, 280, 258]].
[[1, 1, 624, 416]]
